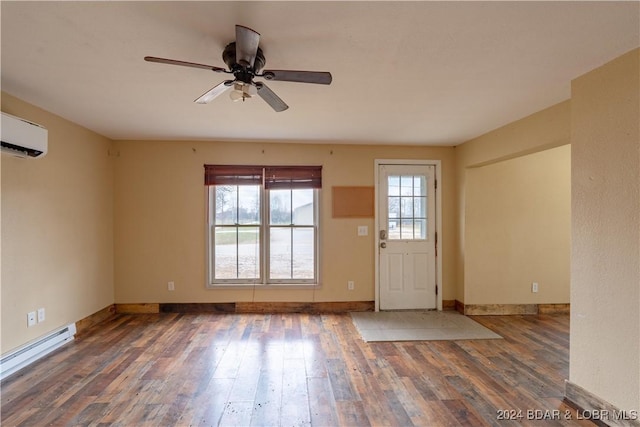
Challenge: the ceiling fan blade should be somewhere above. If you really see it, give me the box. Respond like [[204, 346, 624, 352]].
[[145, 56, 226, 73], [255, 82, 289, 112], [262, 70, 332, 85], [194, 80, 234, 104], [235, 25, 260, 68]]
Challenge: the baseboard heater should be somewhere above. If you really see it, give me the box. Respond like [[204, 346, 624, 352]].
[[0, 323, 76, 381]]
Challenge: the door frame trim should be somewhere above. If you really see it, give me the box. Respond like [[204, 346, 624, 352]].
[[374, 159, 442, 312]]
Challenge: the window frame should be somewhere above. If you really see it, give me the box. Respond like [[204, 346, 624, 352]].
[[205, 166, 321, 288]]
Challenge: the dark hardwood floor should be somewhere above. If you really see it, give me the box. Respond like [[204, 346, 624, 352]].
[[1, 312, 593, 426]]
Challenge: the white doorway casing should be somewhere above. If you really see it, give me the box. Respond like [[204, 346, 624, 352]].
[[374, 159, 442, 312]]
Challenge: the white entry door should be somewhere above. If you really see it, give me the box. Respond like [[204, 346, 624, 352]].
[[378, 164, 437, 310]]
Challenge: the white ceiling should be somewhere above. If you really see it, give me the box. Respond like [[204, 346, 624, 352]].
[[2, 1, 638, 146]]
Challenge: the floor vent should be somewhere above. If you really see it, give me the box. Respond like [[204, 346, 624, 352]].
[[0, 323, 76, 381]]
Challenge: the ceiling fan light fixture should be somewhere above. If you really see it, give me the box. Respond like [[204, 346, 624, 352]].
[[229, 82, 257, 102], [229, 89, 245, 102]]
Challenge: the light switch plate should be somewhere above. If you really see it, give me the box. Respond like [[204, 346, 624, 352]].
[[357, 226, 368, 236]]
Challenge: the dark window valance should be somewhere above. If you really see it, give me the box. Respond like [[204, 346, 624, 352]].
[[204, 165, 263, 186], [204, 165, 322, 189], [264, 166, 322, 190]]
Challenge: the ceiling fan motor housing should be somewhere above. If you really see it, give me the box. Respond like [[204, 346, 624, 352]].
[[222, 42, 266, 80]]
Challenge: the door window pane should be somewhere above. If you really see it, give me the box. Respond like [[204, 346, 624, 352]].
[[401, 219, 415, 239], [413, 176, 425, 196], [401, 176, 414, 195], [388, 195, 400, 239], [388, 176, 400, 196], [401, 197, 414, 218], [414, 196, 426, 218], [414, 219, 426, 239]]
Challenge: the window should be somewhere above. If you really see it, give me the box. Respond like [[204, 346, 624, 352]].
[[387, 174, 427, 240], [205, 165, 321, 286]]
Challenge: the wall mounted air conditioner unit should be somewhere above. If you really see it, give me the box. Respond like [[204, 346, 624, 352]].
[[1, 112, 48, 158]]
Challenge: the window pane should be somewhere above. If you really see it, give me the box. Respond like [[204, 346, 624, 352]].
[[414, 219, 426, 239], [215, 185, 237, 225], [214, 226, 260, 280], [238, 186, 260, 224], [401, 219, 414, 239], [238, 227, 260, 278], [214, 227, 237, 279], [388, 196, 400, 218], [388, 176, 400, 196], [292, 228, 314, 279], [388, 196, 400, 239], [270, 227, 292, 279], [270, 190, 291, 225], [413, 176, 426, 196], [388, 222, 400, 239], [401, 197, 413, 218], [292, 189, 314, 225], [414, 196, 426, 218], [401, 176, 413, 196]]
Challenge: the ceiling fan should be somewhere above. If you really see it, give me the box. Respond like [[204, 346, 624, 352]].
[[144, 25, 332, 112]]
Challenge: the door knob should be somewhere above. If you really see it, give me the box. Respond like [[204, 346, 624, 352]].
[[380, 242, 387, 248]]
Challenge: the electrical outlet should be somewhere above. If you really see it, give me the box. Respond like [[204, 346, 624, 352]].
[[348, 281, 355, 290], [168, 281, 175, 291], [37, 308, 45, 323], [532, 282, 539, 293], [27, 311, 36, 327]]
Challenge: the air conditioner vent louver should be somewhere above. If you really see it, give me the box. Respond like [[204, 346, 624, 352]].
[[1, 141, 45, 158]]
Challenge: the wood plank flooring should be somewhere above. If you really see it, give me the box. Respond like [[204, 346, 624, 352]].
[[1, 313, 594, 426]]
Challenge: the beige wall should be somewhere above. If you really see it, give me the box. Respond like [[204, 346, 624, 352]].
[[113, 141, 456, 304], [570, 48, 639, 411], [465, 145, 570, 304], [455, 101, 571, 303], [1, 93, 115, 354]]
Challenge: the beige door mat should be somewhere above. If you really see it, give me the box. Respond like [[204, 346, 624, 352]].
[[350, 310, 502, 342]]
